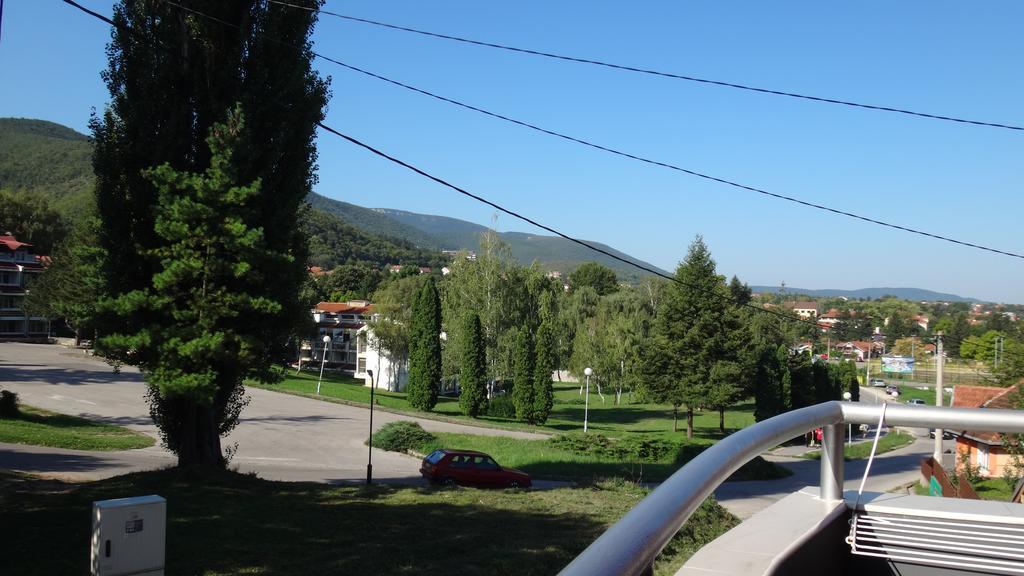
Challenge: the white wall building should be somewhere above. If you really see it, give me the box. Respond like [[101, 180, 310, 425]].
[[354, 325, 408, 392]]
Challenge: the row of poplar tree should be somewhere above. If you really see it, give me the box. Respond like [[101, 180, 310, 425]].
[[368, 232, 860, 437]]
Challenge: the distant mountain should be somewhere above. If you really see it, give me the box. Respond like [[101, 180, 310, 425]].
[[2, 117, 665, 280], [307, 194, 440, 250], [372, 207, 669, 282], [750, 285, 981, 303]]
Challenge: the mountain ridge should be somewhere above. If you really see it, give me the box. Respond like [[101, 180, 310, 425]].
[[750, 285, 981, 303]]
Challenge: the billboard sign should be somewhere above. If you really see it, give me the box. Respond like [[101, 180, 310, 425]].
[[882, 355, 914, 374]]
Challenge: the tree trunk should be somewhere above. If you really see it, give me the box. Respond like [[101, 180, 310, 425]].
[[672, 406, 678, 432], [177, 402, 223, 468], [686, 407, 694, 439], [719, 409, 726, 434], [73, 328, 81, 348]]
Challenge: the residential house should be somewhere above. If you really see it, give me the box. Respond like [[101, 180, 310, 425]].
[[790, 301, 819, 319], [301, 301, 374, 371], [953, 384, 1021, 479], [835, 340, 874, 361], [913, 314, 930, 331], [354, 324, 408, 392], [0, 234, 48, 339]]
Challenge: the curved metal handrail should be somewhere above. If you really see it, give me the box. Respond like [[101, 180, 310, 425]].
[[558, 400, 1024, 576]]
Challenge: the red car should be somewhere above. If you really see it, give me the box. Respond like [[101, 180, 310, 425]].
[[420, 449, 532, 488]]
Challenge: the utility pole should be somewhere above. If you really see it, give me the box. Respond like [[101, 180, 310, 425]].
[[934, 332, 944, 464]]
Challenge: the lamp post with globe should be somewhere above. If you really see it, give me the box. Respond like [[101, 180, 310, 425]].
[[584, 367, 593, 433], [317, 335, 331, 395]]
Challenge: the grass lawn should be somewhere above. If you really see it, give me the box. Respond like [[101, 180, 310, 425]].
[[254, 370, 755, 441], [0, 405, 154, 451], [803, 431, 916, 461], [422, 431, 791, 483], [0, 468, 737, 576], [971, 478, 1016, 501], [892, 386, 952, 406]]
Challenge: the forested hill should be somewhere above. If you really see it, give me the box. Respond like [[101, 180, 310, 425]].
[[310, 198, 670, 282], [0, 117, 438, 269], [0, 118, 94, 216]]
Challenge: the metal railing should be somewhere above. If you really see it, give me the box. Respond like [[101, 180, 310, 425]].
[[558, 401, 1024, 576]]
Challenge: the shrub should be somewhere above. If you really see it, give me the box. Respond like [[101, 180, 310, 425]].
[[370, 421, 436, 453], [548, 433, 673, 462], [0, 390, 19, 418], [485, 394, 516, 418]]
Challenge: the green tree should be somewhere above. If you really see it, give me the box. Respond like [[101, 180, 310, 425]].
[[367, 275, 420, 391], [407, 277, 441, 411], [569, 262, 618, 296], [24, 218, 105, 345], [643, 236, 740, 438], [459, 313, 488, 417], [511, 327, 536, 421], [0, 189, 70, 255], [97, 113, 288, 466], [532, 320, 556, 423], [91, 1, 328, 467], [705, 361, 743, 434]]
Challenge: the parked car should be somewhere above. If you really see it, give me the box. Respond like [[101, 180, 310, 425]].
[[869, 378, 886, 387], [885, 385, 900, 397], [929, 430, 956, 440], [420, 449, 532, 488], [907, 399, 926, 405]]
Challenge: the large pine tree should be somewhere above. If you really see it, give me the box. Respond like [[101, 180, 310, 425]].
[[91, 0, 328, 467], [645, 236, 740, 438], [407, 277, 441, 411]]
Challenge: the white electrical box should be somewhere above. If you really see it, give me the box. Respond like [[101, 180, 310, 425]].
[[91, 495, 166, 576]]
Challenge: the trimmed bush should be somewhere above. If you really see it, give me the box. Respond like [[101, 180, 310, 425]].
[[485, 394, 516, 418], [548, 433, 673, 462], [0, 390, 19, 418], [369, 421, 436, 453]]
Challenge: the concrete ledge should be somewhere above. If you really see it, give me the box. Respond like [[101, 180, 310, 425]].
[[677, 488, 846, 576]]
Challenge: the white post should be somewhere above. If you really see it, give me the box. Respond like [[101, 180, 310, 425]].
[[584, 367, 593, 433], [934, 333, 944, 463], [317, 335, 331, 395]]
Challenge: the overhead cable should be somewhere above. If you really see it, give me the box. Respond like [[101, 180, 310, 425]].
[[267, 0, 1024, 133]]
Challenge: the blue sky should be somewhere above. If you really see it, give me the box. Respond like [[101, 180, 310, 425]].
[[3, 2, 1023, 303]]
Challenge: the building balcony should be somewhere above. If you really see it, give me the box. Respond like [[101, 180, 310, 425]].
[[559, 402, 1024, 576]]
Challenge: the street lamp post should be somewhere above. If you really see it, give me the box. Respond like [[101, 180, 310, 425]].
[[367, 369, 375, 485], [317, 335, 331, 395], [584, 367, 593, 433], [843, 392, 853, 445]]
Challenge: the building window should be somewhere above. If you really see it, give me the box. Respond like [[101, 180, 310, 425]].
[[357, 358, 366, 373], [357, 335, 366, 353], [978, 444, 990, 475], [28, 320, 47, 334]]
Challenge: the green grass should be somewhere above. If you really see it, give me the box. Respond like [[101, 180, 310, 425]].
[[414, 431, 790, 483], [0, 468, 737, 576], [255, 370, 756, 441], [971, 478, 1016, 501], [892, 386, 952, 406], [0, 405, 154, 451], [803, 431, 916, 461]]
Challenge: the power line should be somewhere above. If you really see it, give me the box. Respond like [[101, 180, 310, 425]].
[[267, 0, 1024, 133], [60, 0, 1011, 340], [149, 0, 1024, 262]]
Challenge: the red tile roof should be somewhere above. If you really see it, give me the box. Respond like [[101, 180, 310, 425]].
[[0, 234, 31, 251], [954, 384, 1020, 445], [314, 301, 374, 315]]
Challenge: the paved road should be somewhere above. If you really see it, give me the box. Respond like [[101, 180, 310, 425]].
[[0, 343, 546, 485]]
